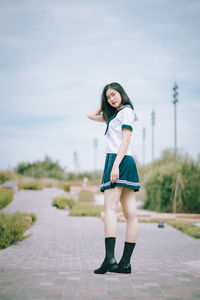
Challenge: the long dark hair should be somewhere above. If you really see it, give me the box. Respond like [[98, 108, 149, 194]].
[[101, 82, 134, 122]]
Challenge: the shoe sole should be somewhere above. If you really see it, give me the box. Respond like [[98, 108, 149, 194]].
[[109, 267, 131, 274], [94, 264, 118, 274]]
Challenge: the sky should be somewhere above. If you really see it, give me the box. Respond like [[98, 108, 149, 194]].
[[0, 0, 200, 173]]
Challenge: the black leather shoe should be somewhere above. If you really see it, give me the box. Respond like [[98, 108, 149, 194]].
[[110, 262, 131, 274], [94, 257, 118, 274]]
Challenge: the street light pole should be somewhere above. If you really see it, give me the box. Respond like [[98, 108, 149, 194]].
[[172, 83, 178, 158], [142, 127, 146, 164], [73, 151, 79, 174], [151, 110, 155, 161], [93, 138, 98, 178]]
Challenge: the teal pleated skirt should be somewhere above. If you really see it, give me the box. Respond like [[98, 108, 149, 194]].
[[100, 153, 140, 192]]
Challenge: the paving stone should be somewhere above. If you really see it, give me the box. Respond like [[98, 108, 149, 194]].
[[0, 188, 199, 300]]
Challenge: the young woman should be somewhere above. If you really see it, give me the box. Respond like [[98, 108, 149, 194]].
[[87, 82, 140, 274]]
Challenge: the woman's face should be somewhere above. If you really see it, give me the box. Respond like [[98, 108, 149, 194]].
[[106, 88, 123, 109]]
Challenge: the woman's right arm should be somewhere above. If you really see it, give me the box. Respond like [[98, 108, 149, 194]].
[[87, 105, 106, 123]]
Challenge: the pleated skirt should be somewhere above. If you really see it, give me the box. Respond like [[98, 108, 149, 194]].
[[100, 153, 140, 192]]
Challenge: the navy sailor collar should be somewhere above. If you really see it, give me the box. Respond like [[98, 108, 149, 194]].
[[104, 104, 132, 135]]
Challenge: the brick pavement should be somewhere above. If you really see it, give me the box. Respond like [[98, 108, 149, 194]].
[[0, 188, 200, 300]]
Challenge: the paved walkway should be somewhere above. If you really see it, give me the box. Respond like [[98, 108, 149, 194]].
[[0, 188, 200, 300]]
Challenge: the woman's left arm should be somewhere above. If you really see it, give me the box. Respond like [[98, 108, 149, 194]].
[[110, 129, 132, 183]]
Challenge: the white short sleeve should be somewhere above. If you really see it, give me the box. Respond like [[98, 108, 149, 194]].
[[120, 107, 138, 131]]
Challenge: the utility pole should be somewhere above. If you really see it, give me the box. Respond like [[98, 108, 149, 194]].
[[172, 82, 178, 158], [142, 128, 146, 164], [73, 151, 79, 174], [93, 138, 98, 178], [151, 110, 155, 161]]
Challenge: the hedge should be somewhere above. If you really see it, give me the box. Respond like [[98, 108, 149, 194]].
[[0, 212, 37, 249], [143, 155, 200, 213], [0, 190, 14, 209], [19, 180, 43, 190], [52, 196, 76, 209], [0, 171, 11, 184]]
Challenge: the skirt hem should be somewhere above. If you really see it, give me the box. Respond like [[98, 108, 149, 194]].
[[100, 182, 140, 192]]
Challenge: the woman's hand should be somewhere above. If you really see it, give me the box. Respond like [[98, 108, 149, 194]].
[[87, 105, 106, 123], [110, 164, 119, 183]]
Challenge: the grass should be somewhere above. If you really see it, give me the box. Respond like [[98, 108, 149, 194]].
[[0, 190, 14, 209], [118, 215, 200, 239], [166, 220, 200, 239], [0, 212, 37, 249], [138, 218, 160, 223], [78, 190, 94, 203], [52, 196, 76, 209], [137, 218, 200, 238], [69, 203, 104, 217], [53, 192, 100, 216]]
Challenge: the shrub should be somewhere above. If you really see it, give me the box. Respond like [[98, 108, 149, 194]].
[[0, 190, 14, 209], [66, 197, 76, 209], [143, 162, 177, 212], [143, 149, 200, 213], [19, 181, 43, 190], [24, 212, 37, 223], [180, 160, 200, 213], [62, 182, 70, 192], [0, 171, 11, 184], [15, 156, 67, 180], [78, 191, 94, 203], [69, 203, 104, 216], [0, 212, 37, 249], [52, 196, 76, 209]]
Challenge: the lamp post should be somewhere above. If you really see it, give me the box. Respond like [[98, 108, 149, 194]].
[[172, 83, 178, 158], [142, 128, 146, 164], [93, 138, 98, 179], [151, 110, 155, 161], [73, 151, 79, 174]]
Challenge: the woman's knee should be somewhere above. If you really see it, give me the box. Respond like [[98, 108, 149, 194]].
[[122, 209, 137, 220], [104, 202, 118, 214]]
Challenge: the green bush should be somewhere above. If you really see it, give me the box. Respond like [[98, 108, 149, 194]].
[[70, 203, 103, 216], [0, 190, 14, 209], [78, 191, 94, 203], [0, 171, 11, 184], [28, 212, 37, 223], [0, 212, 37, 249], [66, 197, 76, 209], [144, 162, 176, 212], [15, 155, 67, 180], [180, 160, 200, 213], [62, 182, 70, 192], [52, 196, 76, 209], [19, 181, 43, 190], [143, 149, 200, 213]]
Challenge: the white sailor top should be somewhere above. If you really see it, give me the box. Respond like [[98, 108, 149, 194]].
[[104, 104, 139, 155]]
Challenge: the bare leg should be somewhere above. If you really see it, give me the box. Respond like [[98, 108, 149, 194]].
[[104, 187, 123, 237], [94, 187, 123, 274], [120, 188, 138, 242]]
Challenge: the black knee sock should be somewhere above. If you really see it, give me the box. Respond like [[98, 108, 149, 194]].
[[119, 242, 136, 264], [105, 237, 116, 259]]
